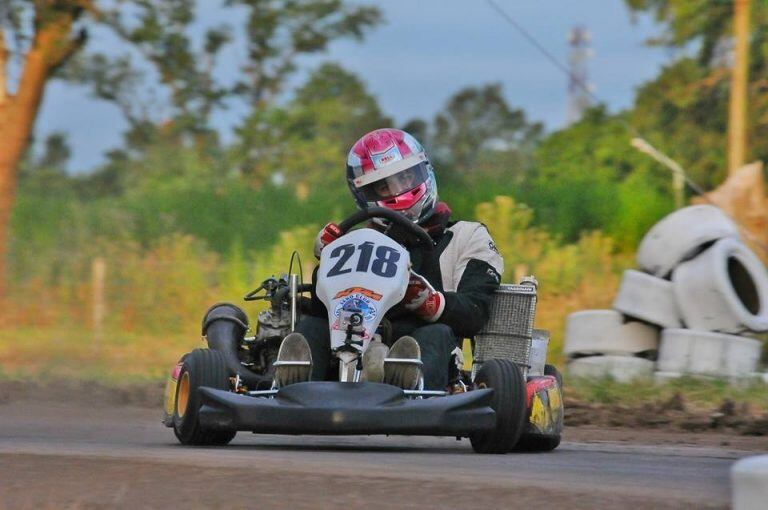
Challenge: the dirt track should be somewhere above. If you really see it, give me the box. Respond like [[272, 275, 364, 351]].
[[1, 386, 766, 510]]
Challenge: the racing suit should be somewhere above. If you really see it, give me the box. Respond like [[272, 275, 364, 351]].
[[298, 203, 504, 390]]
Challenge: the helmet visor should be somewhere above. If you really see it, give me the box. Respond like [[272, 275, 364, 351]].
[[358, 162, 430, 202]]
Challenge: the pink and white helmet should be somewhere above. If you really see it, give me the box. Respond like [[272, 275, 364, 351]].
[[346, 128, 438, 224]]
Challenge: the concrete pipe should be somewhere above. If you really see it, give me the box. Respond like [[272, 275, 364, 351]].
[[564, 310, 658, 357], [637, 205, 739, 277], [567, 355, 655, 383], [613, 270, 682, 329], [656, 328, 762, 378], [672, 238, 768, 333], [732, 455, 768, 510]]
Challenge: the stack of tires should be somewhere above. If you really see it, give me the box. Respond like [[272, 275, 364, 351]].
[[566, 205, 768, 384]]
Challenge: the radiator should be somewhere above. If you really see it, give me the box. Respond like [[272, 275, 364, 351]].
[[472, 283, 538, 379]]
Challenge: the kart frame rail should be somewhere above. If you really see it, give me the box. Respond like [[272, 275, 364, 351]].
[[198, 381, 496, 436]]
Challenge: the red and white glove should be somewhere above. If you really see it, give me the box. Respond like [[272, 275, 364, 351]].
[[402, 271, 445, 322], [313, 222, 343, 258]]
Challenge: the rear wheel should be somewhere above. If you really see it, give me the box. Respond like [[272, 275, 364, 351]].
[[470, 359, 527, 454], [173, 348, 237, 446], [515, 434, 561, 451], [516, 364, 563, 452]]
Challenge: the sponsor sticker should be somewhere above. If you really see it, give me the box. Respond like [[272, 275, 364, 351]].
[[333, 292, 378, 323], [371, 147, 402, 168], [526, 377, 563, 435], [529, 393, 550, 433], [333, 287, 383, 301]]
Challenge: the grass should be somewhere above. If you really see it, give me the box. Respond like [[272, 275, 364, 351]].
[[566, 374, 768, 412], [2, 325, 765, 414], [0, 326, 202, 384]]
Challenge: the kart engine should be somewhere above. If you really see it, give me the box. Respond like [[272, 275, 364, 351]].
[[241, 276, 297, 376]]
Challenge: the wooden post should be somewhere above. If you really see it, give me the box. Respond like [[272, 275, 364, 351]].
[[514, 264, 529, 285], [92, 257, 106, 341], [728, 0, 751, 175], [0, 29, 7, 105]]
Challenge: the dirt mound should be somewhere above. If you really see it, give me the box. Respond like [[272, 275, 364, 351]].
[[565, 393, 768, 436]]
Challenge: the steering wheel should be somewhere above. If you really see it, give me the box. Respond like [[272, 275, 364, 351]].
[[337, 207, 434, 250]]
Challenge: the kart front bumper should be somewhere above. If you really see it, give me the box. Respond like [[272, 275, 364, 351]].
[[198, 381, 497, 436]]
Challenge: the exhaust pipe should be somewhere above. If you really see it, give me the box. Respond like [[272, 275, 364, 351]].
[[202, 303, 270, 388]]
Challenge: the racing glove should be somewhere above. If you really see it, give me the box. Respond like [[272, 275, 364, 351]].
[[313, 222, 342, 259], [402, 271, 445, 322]]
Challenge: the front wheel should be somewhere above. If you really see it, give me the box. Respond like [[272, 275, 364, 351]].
[[470, 359, 527, 454], [173, 348, 237, 446]]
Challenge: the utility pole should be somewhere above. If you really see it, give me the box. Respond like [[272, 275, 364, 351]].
[[728, 0, 751, 175], [0, 30, 7, 105], [567, 26, 592, 124]]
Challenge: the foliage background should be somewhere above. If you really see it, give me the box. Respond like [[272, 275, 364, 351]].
[[2, 0, 767, 382]]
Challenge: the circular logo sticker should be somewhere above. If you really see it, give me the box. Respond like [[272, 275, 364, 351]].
[[333, 293, 378, 322]]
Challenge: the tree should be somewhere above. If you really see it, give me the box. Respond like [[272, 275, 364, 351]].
[[61, 0, 232, 140], [0, 1, 92, 298], [625, 0, 768, 186], [530, 106, 673, 248], [64, 1, 382, 193], [64, 0, 381, 141], [234, 62, 390, 192], [432, 84, 542, 174], [231, 0, 381, 106], [402, 84, 542, 218], [0, 1, 382, 296]]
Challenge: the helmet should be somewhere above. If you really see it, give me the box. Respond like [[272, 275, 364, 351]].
[[346, 128, 438, 224]]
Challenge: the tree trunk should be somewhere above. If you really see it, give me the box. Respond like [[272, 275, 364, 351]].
[[0, 9, 83, 299]]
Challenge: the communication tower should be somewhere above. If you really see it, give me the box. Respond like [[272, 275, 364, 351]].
[[567, 26, 592, 124]]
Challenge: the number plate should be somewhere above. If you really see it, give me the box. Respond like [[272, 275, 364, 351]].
[[316, 228, 410, 351]]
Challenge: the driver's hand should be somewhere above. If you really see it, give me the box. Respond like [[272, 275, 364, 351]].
[[313, 222, 343, 259], [402, 271, 445, 322]]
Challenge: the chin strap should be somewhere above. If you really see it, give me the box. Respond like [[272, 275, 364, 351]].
[[421, 202, 452, 238]]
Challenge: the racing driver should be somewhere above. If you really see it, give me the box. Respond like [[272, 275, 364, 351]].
[[275, 128, 504, 391]]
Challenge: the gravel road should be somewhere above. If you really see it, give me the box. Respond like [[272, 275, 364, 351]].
[[1, 396, 765, 509]]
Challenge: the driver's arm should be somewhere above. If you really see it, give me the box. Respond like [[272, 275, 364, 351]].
[[438, 224, 503, 337]]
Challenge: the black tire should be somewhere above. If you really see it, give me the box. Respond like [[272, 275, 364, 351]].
[[515, 434, 561, 452], [545, 364, 563, 389], [173, 348, 237, 446], [470, 359, 527, 454]]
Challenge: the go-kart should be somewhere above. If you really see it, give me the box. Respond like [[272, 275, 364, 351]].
[[162, 208, 563, 453]]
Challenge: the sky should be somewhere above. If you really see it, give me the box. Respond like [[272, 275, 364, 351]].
[[33, 0, 675, 172]]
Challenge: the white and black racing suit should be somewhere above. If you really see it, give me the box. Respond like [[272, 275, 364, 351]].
[[408, 219, 504, 337], [299, 205, 504, 390]]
